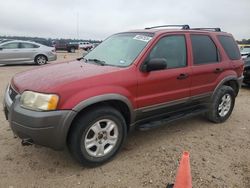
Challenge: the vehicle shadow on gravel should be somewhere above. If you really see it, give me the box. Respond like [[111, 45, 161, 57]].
[[125, 115, 210, 149], [0, 61, 57, 67], [241, 84, 250, 90], [0, 64, 37, 67], [19, 115, 209, 170]]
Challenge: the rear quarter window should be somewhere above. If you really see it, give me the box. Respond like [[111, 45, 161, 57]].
[[217, 35, 241, 60]]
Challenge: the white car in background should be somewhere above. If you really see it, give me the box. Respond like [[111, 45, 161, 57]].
[[78, 41, 93, 51], [239, 44, 250, 60], [0, 40, 57, 65]]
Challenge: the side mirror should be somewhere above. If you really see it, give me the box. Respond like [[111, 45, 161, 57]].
[[142, 58, 167, 72]]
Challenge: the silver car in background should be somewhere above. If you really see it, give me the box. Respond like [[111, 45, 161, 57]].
[[0, 40, 57, 65]]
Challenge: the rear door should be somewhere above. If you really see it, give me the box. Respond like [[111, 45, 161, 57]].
[[189, 34, 228, 96], [19, 42, 40, 61], [0, 42, 21, 64]]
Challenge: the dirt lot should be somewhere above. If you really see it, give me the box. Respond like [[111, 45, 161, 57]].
[[0, 51, 250, 188]]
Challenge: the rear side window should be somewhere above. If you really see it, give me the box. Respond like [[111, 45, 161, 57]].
[[218, 35, 241, 60], [191, 35, 219, 65], [20, 43, 39, 48]]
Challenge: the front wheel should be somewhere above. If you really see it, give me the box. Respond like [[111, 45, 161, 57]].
[[206, 85, 235, 123], [68, 106, 127, 166]]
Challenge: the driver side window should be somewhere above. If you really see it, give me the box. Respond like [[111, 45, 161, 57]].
[[1, 42, 19, 49], [149, 35, 187, 69]]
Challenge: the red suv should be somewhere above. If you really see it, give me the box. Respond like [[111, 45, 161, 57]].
[[3, 25, 244, 166]]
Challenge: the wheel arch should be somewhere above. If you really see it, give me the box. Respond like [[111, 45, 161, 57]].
[[34, 54, 48, 62], [213, 76, 240, 97], [65, 94, 135, 143]]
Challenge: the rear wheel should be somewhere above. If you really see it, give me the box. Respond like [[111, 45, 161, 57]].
[[68, 106, 127, 166], [206, 85, 235, 123], [35, 55, 47, 65], [69, 47, 75, 53]]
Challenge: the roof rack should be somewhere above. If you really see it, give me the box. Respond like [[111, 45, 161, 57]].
[[144, 25, 222, 32], [145, 24, 190, 30], [191, 28, 221, 32]]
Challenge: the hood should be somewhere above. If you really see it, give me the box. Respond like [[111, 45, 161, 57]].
[[12, 60, 122, 93]]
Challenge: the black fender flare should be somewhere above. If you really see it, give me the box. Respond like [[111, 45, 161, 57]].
[[212, 75, 243, 98], [72, 94, 135, 122]]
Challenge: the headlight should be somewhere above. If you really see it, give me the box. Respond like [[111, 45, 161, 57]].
[[20, 91, 59, 111]]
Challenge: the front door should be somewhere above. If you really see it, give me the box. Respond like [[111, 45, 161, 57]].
[[0, 42, 21, 64], [137, 34, 191, 113]]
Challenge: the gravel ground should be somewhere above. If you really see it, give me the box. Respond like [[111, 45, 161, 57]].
[[0, 51, 250, 188]]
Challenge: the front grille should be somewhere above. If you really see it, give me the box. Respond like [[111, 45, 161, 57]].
[[8, 85, 18, 101]]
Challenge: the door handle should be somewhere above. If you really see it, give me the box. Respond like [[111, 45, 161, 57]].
[[177, 73, 189, 80], [214, 68, 224, 73]]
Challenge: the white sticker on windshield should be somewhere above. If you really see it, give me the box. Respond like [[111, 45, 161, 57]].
[[119, 60, 126, 64], [133, 35, 152, 42]]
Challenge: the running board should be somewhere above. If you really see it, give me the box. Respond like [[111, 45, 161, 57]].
[[137, 107, 208, 131]]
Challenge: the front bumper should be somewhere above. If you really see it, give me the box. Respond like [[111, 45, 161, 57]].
[[3, 86, 76, 150]]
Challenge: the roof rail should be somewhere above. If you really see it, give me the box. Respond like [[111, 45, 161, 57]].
[[191, 28, 221, 32], [145, 25, 190, 30]]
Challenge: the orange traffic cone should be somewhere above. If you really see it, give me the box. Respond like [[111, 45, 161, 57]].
[[173, 151, 192, 188]]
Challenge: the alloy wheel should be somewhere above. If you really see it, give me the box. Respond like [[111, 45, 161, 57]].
[[83, 119, 119, 157], [218, 93, 232, 117]]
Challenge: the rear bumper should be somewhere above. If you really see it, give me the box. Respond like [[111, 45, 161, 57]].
[[47, 54, 57, 62], [3, 87, 76, 150]]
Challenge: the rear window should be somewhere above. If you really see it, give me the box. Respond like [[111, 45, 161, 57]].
[[191, 35, 219, 65], [218, 35, 241, 60]]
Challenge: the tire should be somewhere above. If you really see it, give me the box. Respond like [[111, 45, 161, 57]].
[[68, 106, 127, 166], [243, 81, 250, 86], [69, 47, 75, 53], [206, 85, 235, 123], [35, 55, 47, 65]]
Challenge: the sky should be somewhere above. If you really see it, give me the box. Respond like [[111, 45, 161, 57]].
[[0, 0, 249, 40]]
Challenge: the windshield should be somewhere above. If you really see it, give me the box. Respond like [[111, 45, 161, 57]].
[[84, 33, 153, 67]]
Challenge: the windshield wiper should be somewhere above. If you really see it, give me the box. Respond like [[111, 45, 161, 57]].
[[77, 57, 107, 66], [77, 57, 88, 61], [87, 58, 106, 66]]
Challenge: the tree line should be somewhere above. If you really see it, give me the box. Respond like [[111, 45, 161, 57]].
[[0, 35, 102, 47], [237, 39, 250, 44]]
